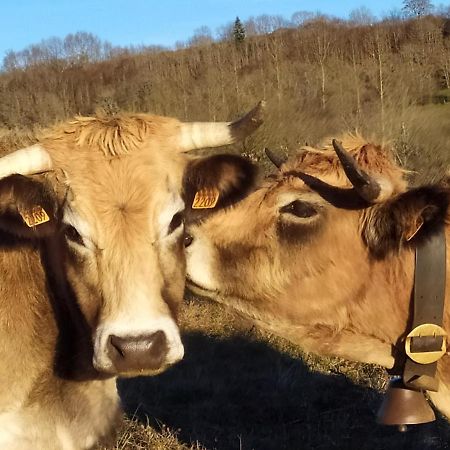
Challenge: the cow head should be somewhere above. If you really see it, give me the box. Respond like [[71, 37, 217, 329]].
[[185, 134, 449, 334], [0, 103, 262, 378]]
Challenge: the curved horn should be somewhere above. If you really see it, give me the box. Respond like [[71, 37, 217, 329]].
[[0, 145, 53, 180], [264, 148, 287, 169], [179, 101, 265, 152], [332, 139, 382, 203]]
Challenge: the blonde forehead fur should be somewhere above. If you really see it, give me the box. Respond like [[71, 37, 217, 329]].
[[282, 132, 407, 191], [38, 112, 186, 188], [38, 113, 187, 239], [40, 112, 183, 158]]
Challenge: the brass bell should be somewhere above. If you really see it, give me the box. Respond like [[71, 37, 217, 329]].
[[377, 377, 435, 431]]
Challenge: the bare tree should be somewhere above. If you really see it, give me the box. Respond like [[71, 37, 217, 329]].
[[370, 28, 389, 135], [351, 42, 362, 119], [403, 0, 434, 16], [63, 32, 104, 63], [2, 50, 18, 71], [308, 20, 332, 110], [291, 11, 315, 27], [216, 23, 233, 41], [349, 6, 376, 25], [188, 26, 214, 47]]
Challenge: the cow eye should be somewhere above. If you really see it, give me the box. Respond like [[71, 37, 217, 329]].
[[280, 201, 317, 218], [65, 225, 84, 246], [168, 211, 184, 234]]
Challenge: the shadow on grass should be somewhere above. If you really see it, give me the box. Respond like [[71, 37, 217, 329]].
[[118, 332, 450, 450]]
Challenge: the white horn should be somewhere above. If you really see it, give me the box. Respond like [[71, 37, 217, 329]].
[[0, 144, 53, 180], [179, 101, 264, 152]]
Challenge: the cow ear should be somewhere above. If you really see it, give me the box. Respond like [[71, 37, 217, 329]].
[[362, 185, 449, 257], [183, 154, 257, 220], [0, 174, 60, 239]]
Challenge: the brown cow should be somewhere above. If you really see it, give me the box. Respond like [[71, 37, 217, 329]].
[[0, 103, 262, 450], [185, 133, 450, 418]]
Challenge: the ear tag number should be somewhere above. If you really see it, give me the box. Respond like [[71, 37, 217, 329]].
[[19, 206, 50, 227], [192, 188, 220, 209]]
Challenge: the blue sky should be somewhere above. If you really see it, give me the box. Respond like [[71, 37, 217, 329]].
[[0, 0, 404, 58]]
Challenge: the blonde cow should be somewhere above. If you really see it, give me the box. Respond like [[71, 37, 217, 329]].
[[0, 103, 262, 449], [186, 134, 450, 419]]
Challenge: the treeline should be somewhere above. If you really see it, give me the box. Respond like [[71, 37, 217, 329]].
[[2, 32, 167, 71], [0, 15, 448, 124], [0, 13, 449, 182]]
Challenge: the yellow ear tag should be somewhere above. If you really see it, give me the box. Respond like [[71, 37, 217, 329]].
[[192, 188, 220, 209], [19, 206, 50, 227]]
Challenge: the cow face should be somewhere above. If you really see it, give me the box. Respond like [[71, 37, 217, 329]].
[[0, 105, 262, 378], [185, 135, 449, 328], [55, 149, 187, 377]]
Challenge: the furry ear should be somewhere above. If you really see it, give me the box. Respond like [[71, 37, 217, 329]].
[[183, 154, 257, 222], [362, 185, 449, 258], [0, 174, 59, 239]]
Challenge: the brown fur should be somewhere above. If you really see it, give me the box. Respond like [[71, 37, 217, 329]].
[[0, 174, 60, 238], [183, 154, 257, 224], [186, 134, 450, 419], [0, 112, 256, 449]]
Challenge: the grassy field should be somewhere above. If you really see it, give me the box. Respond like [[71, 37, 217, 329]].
[[101, 299, 450, 450]]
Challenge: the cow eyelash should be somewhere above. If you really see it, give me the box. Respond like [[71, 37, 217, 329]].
[[280, 200, 318, 219], [168, 211, 185, 235], [64, 225, 85, 246]]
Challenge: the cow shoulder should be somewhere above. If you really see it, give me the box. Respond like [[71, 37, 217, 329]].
[[362, 184, 449, 257], [0, 174, 59, 239]]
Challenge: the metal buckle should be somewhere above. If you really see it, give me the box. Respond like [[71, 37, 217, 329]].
[[405, 324, 447, 364]]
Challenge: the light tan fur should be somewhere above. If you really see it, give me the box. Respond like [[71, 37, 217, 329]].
[[186, 134, 450, 418], [1, 112, 211, 449]]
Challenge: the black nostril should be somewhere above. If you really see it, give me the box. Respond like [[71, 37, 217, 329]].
[[109, 335, 124, 357], [184, 233, 193, 248]]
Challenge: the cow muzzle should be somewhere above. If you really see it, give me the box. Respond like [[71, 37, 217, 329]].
[[107, 331, 169, 375], [93, 318, 184, 376]]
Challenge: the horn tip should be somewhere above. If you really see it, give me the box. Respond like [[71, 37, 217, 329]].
[[264, 147, 286, 169], [332, 139, 343, 151], [229, 101, 265, 142]]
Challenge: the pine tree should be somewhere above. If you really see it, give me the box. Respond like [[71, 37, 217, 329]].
[[233, 17, 246, 45]]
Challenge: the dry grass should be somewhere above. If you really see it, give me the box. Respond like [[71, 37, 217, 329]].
[[106, 418, 204, 450], [98, 299, 450, 450], [0, 126, 39, 155]]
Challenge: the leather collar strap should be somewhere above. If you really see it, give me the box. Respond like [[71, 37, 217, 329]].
[[403, 224, 447, 392]]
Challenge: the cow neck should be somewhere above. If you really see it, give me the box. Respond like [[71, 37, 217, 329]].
[[398, 224, 447, 392]]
